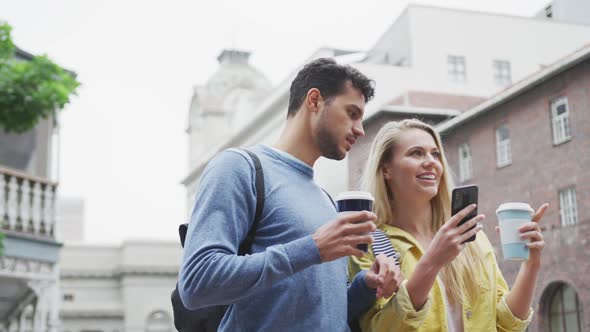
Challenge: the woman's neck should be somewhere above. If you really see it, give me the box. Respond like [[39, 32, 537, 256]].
[[391, 196, 433, 240]]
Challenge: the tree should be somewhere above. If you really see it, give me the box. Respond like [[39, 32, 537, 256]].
[[0, 22, 79, 133]]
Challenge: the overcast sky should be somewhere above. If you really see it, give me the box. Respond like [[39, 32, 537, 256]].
[[0, 0, 549, 244]]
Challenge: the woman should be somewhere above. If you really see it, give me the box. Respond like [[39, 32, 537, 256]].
[[349, 119, 548, 331]]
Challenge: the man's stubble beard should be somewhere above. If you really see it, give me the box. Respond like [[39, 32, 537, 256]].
[[315, 107, 346, 161]]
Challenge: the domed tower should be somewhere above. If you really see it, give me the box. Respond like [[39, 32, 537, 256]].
[[187, 49, 271, 169]]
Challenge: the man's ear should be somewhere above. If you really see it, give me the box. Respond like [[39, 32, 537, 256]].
[[306, 88, 321, 113]]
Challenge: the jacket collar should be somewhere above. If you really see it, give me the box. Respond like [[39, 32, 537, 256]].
[[379, 223, 426, 254]]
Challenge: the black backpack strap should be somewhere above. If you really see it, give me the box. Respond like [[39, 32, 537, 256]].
[[177, 149, 265, 255], [371, 229, 401, 266], [178, 223, 188, 248], [238, 149, 265, 255]]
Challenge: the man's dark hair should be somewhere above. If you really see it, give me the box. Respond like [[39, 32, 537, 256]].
[[287, 58, 375, 117]]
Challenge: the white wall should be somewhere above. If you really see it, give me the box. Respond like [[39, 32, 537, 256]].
[[553, 0, 590, 25], [409, 6, 590, 97], [120, 241, 182, 267], [122, 275, 176, 332], [61, 245, 120, 271], [60, 278, 123, 313], [58, 197, 85, 243], [366, 7, 413, 66], [60, 317, 123, 332]]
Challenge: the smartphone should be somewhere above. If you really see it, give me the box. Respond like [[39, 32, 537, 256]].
[[451, 185, 478, 243]]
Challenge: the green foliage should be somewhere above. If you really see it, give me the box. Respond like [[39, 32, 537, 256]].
[[0, 22, 79, 133], [0, 231, 4, 256]]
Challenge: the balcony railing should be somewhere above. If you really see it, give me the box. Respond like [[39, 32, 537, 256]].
[[0, 166, 57, 239]]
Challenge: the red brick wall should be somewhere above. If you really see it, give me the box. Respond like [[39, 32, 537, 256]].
[[442, 59, 590, 331]]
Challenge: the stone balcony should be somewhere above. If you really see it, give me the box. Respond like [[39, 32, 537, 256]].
[[0, 166, 57, 240], [0, 166, 61, 332]]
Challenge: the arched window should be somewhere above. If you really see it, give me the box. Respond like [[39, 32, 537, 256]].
[[145, 310, 173, 332], [546, 283, 584, 332]]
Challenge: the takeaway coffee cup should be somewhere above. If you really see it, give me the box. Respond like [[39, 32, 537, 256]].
[[496, 202, 534, 261], [335, 191, 374, 252]]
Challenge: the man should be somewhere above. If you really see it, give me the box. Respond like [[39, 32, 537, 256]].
[[178, 58, 402, 331]]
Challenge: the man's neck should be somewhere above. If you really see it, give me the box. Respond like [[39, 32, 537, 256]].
[[273, 119, 320, 167]]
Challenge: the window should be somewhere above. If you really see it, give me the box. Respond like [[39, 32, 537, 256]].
[[496, 126, 511, 167], [493, 60, 512, 85], [458, 143, 473, 182], [548, 283, 584, 331], [63, 293, 74, 302], [559, 188, 578, 226], [447, 55, 466, 83], [545, 4, 553, 18], [551, 97, 572, 145]]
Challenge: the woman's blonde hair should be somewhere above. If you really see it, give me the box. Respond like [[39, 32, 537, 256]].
[[362, 119, 482, 305]]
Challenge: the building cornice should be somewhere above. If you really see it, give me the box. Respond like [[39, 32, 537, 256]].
[[366, 105, 461, 124], [0, 256, 55, 281], [60, 309, 124, 319], [61, 266, 180, 279], [3, 229, 62, 247]]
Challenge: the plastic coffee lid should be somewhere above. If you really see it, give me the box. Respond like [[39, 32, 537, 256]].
[[496, 202, 533, 214], [335, 191, 374, 202]]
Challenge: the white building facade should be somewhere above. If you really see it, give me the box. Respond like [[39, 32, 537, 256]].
[[183, 3, 590, 202], [58, 241, 182, 332]]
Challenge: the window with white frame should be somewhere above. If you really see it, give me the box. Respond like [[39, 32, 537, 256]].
[[448, 55, 466, 83], [493, 60, 512, 85], [559, 188, 578, 226], [458, 143, 473, 182], [496, 126, 512, 167], [551, 97, 572, 145]]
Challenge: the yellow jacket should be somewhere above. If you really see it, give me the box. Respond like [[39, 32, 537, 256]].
[[349, 224, 533, 332]]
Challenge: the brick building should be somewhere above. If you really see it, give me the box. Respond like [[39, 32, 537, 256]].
[[350, 45, 590, 331]]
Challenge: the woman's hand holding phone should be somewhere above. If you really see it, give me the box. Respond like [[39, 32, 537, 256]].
[[424, 204, 485, 269]]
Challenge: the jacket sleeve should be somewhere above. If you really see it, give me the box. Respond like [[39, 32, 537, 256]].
[[349, 247, 432, 331], [493, 253, 534, 331], [178, 150, 322, 310], [477, 233, 533, 331]]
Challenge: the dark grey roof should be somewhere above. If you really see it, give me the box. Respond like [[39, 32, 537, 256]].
[[14, 46, 77, 77]]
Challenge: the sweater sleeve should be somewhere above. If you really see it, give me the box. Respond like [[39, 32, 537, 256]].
[[178, 150, 322, 310], [347, 269, 377, 321]]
